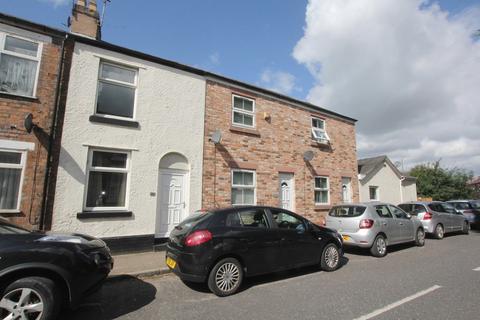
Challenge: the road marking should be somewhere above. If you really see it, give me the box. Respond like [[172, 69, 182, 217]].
[[353, 285, 442, 320], [473, 267, 480, 271]]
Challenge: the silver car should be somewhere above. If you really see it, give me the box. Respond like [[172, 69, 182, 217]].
[[398, 201, 469, 239], [325, 202, 425, 257]]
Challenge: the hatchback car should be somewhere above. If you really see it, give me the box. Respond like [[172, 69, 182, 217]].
[[399, 201, 469, 238], [165, 206, 343, 296], [447, 200, 480, 229], [325, 202, 425, 257], [0, 218, 113, 320]]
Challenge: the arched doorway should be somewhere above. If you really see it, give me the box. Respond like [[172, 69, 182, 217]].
[[156, 152, 189, 237]]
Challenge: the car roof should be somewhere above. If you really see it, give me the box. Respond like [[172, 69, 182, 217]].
[[400, 201, 444, 205]]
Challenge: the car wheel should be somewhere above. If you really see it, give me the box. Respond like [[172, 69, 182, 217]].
[[415, 228, 425, 246], [320, 243, 340, 271], [207, 258, 243, 297], [463, 221, 470, 234], [370, 235, 387, 257], [434, 224, 444, 239], [0, 277, 60, 320]]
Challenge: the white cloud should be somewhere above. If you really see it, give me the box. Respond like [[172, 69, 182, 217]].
[[294, 0, 480, 174], [259, 69, 301, 95], [209, 52, 220, 66], [38, 0, 69, 8]]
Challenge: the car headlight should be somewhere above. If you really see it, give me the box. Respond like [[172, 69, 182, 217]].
[[37, 235, 88, 244]]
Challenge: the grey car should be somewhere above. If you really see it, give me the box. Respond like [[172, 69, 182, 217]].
[[325, 202, 425, 257], [398, 201, 469, 239], [447, 200, 480, 229]]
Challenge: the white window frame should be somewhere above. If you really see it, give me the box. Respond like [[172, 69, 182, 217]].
[[314, 176, 330, 205], [94, 60, 138, 120], [0, 32, 43, 98], [0, 149, 27, 213], [311, 117, 330, 144], [84, 148, 131, 211], [231, 94, 255, 129], [369, 186, 379, 201], [231, 169, 256, 206]]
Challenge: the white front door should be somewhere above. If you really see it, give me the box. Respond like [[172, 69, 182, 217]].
[[342, 177, 352, 203], [279, 173, 294, 211], [156, 170, 187, 237]]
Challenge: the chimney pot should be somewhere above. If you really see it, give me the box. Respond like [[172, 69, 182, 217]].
[[70, 0, 101, 40], [88, 0, 98, 13]]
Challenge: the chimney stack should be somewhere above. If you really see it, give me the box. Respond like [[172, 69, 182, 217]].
[[70, 0, 101, 40]]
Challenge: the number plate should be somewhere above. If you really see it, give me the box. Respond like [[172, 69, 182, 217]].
[[342, 235, 350, 241], [166, 257, 177, 269]]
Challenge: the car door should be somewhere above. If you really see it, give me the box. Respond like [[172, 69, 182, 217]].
[[270, 208, 318, 268], [373, 205, 398, 243], [389, 205, 414, 242], [233, 208, 283, 276], [428, 203, 451, 231], [441, 203, 464, 231]]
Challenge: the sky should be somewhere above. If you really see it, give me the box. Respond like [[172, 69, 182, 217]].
[[2, 0, 480, 175]]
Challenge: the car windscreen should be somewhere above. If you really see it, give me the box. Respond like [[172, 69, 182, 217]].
[[471, 201, 480, 209], [0, 221, 31, 234], [176, 212, 212, 230], [329, 206, 366, 217]]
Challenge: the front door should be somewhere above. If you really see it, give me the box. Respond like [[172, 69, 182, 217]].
[[156, 170, 187, 237], [279, 173, 294, 211], [341, 177, 352, 203]]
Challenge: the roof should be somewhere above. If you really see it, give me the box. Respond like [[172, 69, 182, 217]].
[[468, 176, 480, 185], [358, 155, 417, 182], [1, 11, 356, 124]]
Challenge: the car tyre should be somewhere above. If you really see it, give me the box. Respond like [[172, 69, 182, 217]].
[[415, 228, 425, 246], [433, 224, 444, 239], [207, 258, 243, 297], [320, 243, 341, 271], [0, 277, 61, 320], [462, 221, 470, 234], [370, 235, 387, 257]]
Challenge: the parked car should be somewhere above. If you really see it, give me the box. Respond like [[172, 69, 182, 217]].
[[0, 218, 113, 320], [325, 202, 425, 257], [399, 201, 469, 238], [165, 206, 343, 296], [447, 200, 480, 229]]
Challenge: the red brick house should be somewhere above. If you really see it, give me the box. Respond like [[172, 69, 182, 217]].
[[202, 80, 359, 224], [0, 13, 67, 229]]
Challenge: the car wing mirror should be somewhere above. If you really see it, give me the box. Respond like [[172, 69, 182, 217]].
[[406, 213, 412, 219]]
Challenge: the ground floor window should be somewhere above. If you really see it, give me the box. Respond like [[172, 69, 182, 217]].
[[369, 186, 379, 200], [314, 176, 329, 205], [0, 149, 26, 211], [85, 149, 130, 210], [231, 170, 255, 205]]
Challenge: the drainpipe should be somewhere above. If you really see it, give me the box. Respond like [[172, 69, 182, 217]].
[[400, 176, 405, 203], [39, 34, 69, 231]]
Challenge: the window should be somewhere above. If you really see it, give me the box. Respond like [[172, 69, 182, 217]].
[[413, 204, 427, 215], [85, 149, 130, 210], [314, 176, 329, 204], [96, 61, 137, 119], [271, 209, 305, 233], [231, 170, 255, 205], [311, 117, 330, 143], [375, 205, 392, 218], [0, 34, 42, 97], [398, 204, 412, 213], [238, 209, 268, 228], [0, 150, 26, 212], [329, 206, 366, 217], [232, 95, 255, 128], [369, 186, 379, 200], [389, 205, 409, 219]]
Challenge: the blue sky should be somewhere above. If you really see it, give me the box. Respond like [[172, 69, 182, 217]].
[[2, 0, 480, 174]]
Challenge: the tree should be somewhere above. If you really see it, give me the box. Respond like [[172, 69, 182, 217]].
[[409, 160, 474, 201]]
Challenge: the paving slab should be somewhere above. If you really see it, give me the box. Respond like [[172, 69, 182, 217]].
[[110, 251, 170, 278]]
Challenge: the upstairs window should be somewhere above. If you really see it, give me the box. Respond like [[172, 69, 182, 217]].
[[314, 176, 330, 205], [0, 34, 42, 97], [96, 61, 137, 119], [311, 117, 330, 143], [232, 95, 255, 128], [0, 150, 26, 212]]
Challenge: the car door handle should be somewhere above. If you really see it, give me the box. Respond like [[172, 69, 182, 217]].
[[399, 223, 404, 226], [382, 222, 387, 226]]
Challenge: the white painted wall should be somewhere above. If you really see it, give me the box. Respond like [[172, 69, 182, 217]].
[[401, 180, 418, 202], [359, 165, 402, 204], [52, 42, 206, 238]]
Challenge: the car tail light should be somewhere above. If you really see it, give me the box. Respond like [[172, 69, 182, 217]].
[[359, 219, 374, 229], [463, 209, 473, 214], [423, 212, 432, 220], [184, 230, 212, 247]]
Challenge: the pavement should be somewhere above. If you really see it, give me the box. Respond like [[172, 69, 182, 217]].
[[65, 230, 480, 320], [110, 251, 169, 278]]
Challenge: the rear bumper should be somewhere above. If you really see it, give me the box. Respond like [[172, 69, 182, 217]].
[[166, 244, 210, 283], [421, 221, 435, 233], [338, 230, 375, 248]]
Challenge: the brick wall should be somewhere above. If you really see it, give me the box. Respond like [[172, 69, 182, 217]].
[[202, 80, 359, 224], [0, 36, 63, 229]]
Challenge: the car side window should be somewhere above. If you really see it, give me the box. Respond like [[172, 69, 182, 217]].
[[413, 204, 426, 215], [225, 212, 242, 227], [238, 209, 269, 228], [389, 205, 409, 219], [428, 204, 441, 212], [374, 205, 393, 218], [271, 209, 306, 233], [439, 203, 457, 214]]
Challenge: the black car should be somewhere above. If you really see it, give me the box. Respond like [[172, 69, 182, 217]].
[[0, 218, 113, 320], [166, 206, 343, 296]]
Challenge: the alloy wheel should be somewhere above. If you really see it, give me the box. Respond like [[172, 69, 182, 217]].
[[377, 237, 386, 255], [324, 246, 339, 269], [417, 229, 425, 245], [215, 262, 240, 293], [436, 225, 444, 238], [0, 288, 44, 320]]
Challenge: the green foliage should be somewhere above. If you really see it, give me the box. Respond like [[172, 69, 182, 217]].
[[409, 160, 474, 201]]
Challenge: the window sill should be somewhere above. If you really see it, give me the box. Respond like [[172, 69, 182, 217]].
[[0, 91, 39, 102], [77, 211, 133, 219], [0, 211, 23, 217], [229, 126, 261, 137], [314, 205, 332, 211], [310, 141, 332, 150], [89, 115, 140, 128]]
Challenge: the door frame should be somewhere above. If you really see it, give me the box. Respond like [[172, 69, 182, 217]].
[[156, 168, 189, 238], [279, 172, 295, 211]]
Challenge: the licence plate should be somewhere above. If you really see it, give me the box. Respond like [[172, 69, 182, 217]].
[[342, 235, 350, 241], [166, 257, 177, 269]]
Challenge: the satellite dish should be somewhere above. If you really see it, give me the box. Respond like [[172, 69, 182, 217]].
[[210, 130, 222, 144], [303, 150, 314, 162], [24, 113, 35, 133]]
